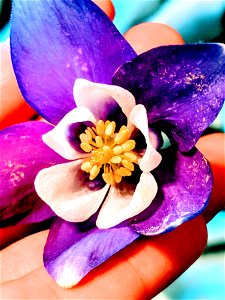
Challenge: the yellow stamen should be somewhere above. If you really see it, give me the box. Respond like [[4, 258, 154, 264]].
[[105, 121, 116, 136], [102, 172, 114, 185], [119, 125, 127, 132], [79, 120, 136, 185], [96, 120, 105, 136], [110, 156, 122, 164], [85, 128, 95, 139], [79, 133, 92, 143], [115, 128, 130, 144], [81, 161, 92, 172], [80, 142, 92, 152], [103, 145, 111, 153], [121, 159, 134, 171], [116, 167, 132, 177], [89, 165, 100, 180], [104, 120, 111, 128], [114, 173, 122, 183], [113, 145, 123, 155], [95, 136, 103, 147], [122, 140, 136, 152], [124, 152, 137, 162]]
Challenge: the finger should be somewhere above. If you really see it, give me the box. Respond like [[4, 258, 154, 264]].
[[0, 224, 38, 250], [124, 22, 184, 54], [196, 133, 225, 222], [0, 220, 51, 250], [93, 0, 115, 20], [0, 41, 36, 129], [1, 216, 207, 299], [0, 230, 47, 284]]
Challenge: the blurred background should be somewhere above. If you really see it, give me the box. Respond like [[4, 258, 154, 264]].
[[1, 0, 225, 299]]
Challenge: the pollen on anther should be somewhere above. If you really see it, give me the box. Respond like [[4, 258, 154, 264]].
[[81, 161, 92, 172], [111, 156, 122, 164], [80, 133, 91, 143], [85, 128, 95, 139], [105, 121, 116, 136], [113, 145, 123, 155], [80, 142, 92, 152], [124, 152, 137, 162], [102, 172, 114, 185], [114, 173, 122, 183], [90, 165, 100, 180], [122, 159, 134, 171], [103, 145, 111, 152], [96, 120, 105, 136], [115, 128, 130, 144], [122, 140, 135, 152], [95, 136, 103, 147], [116, 167, 132, 177], [79, 119, 138, 185]]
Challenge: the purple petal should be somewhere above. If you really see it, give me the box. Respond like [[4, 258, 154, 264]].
[[113, 43, 225, 151], [0, 121, 65, 226], [16, 203, 56, 226], [44, 217, 139, 288], [10, 0, 136, 125], [130, 147, 212, 235]]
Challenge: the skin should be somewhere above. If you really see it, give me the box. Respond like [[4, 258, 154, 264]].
[[1, 0, 225, 298], [124, 22, 184, 54], [0, 41, 36, 129]]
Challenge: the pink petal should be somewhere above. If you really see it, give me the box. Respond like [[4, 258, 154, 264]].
[[96, 172, 158, 229], [34, 160, 109, 222], [43, 107, 96, 160], [129, 104, 162, 172], [73, 79, 136, 119]]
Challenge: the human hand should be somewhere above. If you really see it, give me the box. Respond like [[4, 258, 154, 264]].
[[1, 1, 225, 299]]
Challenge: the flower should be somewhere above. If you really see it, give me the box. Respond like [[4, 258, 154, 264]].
[[0, 0, 224, 288], [34, 79, 162, 229]]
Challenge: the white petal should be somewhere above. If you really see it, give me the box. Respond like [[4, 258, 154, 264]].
[[96, 172, 158, 229], [128, 104, 162, 172], [43, 107, 96, 160], [73, 78, 136, 118], [34, 160, 109, 222]]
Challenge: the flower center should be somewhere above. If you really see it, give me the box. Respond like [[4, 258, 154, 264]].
[[79, 120, 137, 185]]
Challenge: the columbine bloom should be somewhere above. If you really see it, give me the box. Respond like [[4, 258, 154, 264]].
[[0, 0, 224, 288], [34, 79, 162, 229]]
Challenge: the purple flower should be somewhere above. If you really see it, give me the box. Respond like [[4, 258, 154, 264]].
[[1, 0, 224, 288]]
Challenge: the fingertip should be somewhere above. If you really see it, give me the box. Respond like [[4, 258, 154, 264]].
[[197, 133, 225, 222], [1, 230, 48, 284], [93, 0, 115, 20], [124, 216, 207, 298], [124, 22, 184, 54]]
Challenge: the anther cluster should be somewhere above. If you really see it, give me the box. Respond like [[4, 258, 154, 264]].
[[79, 120, 138, 184]]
